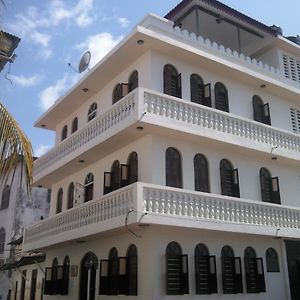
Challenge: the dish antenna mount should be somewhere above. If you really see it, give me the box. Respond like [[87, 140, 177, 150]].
[[68, 51, 91, 73]]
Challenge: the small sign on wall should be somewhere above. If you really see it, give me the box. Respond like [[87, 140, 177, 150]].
[[71, 265, 78, 277]]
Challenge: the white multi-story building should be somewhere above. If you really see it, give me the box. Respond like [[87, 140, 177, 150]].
[[0, 160, 50, 299], [21, 0, 300, 299]]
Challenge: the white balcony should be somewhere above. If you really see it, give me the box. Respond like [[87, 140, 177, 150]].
[[23, 182, 300, 251], [33, 88, 300, 186]]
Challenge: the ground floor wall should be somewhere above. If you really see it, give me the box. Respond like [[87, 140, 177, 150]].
[[38, 225, 292, 300]]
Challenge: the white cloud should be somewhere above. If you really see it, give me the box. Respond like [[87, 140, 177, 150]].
[[39, 73, 79, 111], [35, 144, 52, 157], [117, 17, 129, 28], [10, 74, 41, 87], [77, 33, 123, 67]]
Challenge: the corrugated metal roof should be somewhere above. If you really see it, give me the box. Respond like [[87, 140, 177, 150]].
[[165, 0, 278, 36]]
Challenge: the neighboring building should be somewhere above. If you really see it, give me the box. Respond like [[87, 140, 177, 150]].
[[22, 0, 300, 299], [0, 31, 20, 72], [0, 160, 50, 299]]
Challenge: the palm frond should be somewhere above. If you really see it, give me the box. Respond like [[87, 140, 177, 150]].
[[0, 102, 33, 191]]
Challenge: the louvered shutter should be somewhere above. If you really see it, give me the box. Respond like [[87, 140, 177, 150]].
[[110, 257, 119, 295], [221, 168, 233, 196], [245, 257, 258, 293], [99, 260, 110, 295], [203, 83, 212, 107], [222, 257, 236, 294], [253, 97, 264, 123], [263, 103, 271, 125], [56, 266, 63, 295], [195, 255, 217, 294], [215, 84, 229, 112], [103, 172, 112, 195], [118, 257, 128, 295], [260, 170, 272, 203], [234, 257, 243, 293], [271, 177, 281, 204], [209, 256, 218, 293], [121, 164, 129, 187], [127, 254, 138, 295], [181, 254, 189, 294], [60, 265, 69, 295], [231, 168, 240, 198], [177, 73, 182, 98], [44, 268, 53, 295], [90, 267, 97, 299], [256, 258, 266, 292]]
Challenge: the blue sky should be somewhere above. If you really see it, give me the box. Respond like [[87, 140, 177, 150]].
[[1, 0, 300, 157]]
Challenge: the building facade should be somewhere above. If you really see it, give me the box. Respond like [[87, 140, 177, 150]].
[[0, 161, 50, 299], [22, 0, 300, 299]]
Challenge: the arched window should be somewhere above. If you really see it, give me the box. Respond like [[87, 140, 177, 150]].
[[56, 188, 63, 214], [260, 167, 281, 204], [220, 159, 240, 197], [52, 258, 58, 294], [84, 173, 94, 202], [215, 82, 229, 112], [71, 117, 78, 133], [190, 74, 211, 107], [244, 247, 266, 293], [87, 103, 97, 122], [252, 95, 271, 125], [194, 243, 217, 294], [109, 247, 119, 295], [166, 241, 189, 295], [61, 125, 68, 141], [80, 252, 98, 300], [266, 248, 280, 272], [111, 161, 121, 191], [67, 182, 74, 209], [128, 152, 138, 184], [61, 256, 70, 295], [166, 147, 182, 188], [1, 185, 10, 210], [163, 64, 182, 98], [194, 154, 210, 193], [221, 245, 243, 294], [0, 228, 5, 254], [127, 244, 138, 295], [128, 70, 138, 93]]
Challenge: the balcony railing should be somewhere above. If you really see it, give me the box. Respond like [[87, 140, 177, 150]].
[[23, 182, 300, 251], [33, 88, 300, 182]]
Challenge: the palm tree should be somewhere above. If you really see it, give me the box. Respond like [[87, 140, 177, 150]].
[[0, 103, 33, 191]]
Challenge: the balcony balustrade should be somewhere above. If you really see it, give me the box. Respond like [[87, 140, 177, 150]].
[[23, 182, 300, 251], [33, 88, 300, 183]]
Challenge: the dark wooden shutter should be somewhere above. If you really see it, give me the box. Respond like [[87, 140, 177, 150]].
[[231, 168, 240, 198], [128, 152, 138, 184], [127, 246, 138, 296], [166, 254, 188, 295], [209, 256, 218, 293], [220, 160, 234, 197], [118, 257, 128, 295], [166, 148, 182, 188], [222, 257, 235, 294], [260, 169, 272, 203], [103, 172, 112, 195], [56, 266, 63, 295], [177, 73, 182, 98], [271, 177, 281, 204], [110, 257, 119, 295], [195, 255, 217, 294], [263, 103, 271, 125], [121, 164, 129, 187], [29, 270, 38, 300], [61, 265, 69, 295], [99, 260, 110, 295], [194, 154, 210, 193], [84, 184, 93, 202], [203, 83, 212, 107], [215, 83, 229, 112], [164, 65, 181, 98], [245, 257, 258, 293], [253, 96, 264, 123], [89, 267, 97, 300], [44, 268, 53, 295], [256, 258, 266, 292], [234, 257, 243, 293]]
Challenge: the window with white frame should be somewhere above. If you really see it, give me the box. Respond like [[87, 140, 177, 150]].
[[290, 107, 300, 133], [283, 53, 300, 83]]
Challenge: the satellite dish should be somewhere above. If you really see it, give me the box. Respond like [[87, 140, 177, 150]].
[[78, 51, 91, 73]]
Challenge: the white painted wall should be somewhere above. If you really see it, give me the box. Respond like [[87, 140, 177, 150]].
[[42, 225, 288, 300], [54, 51, 152, 145]]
